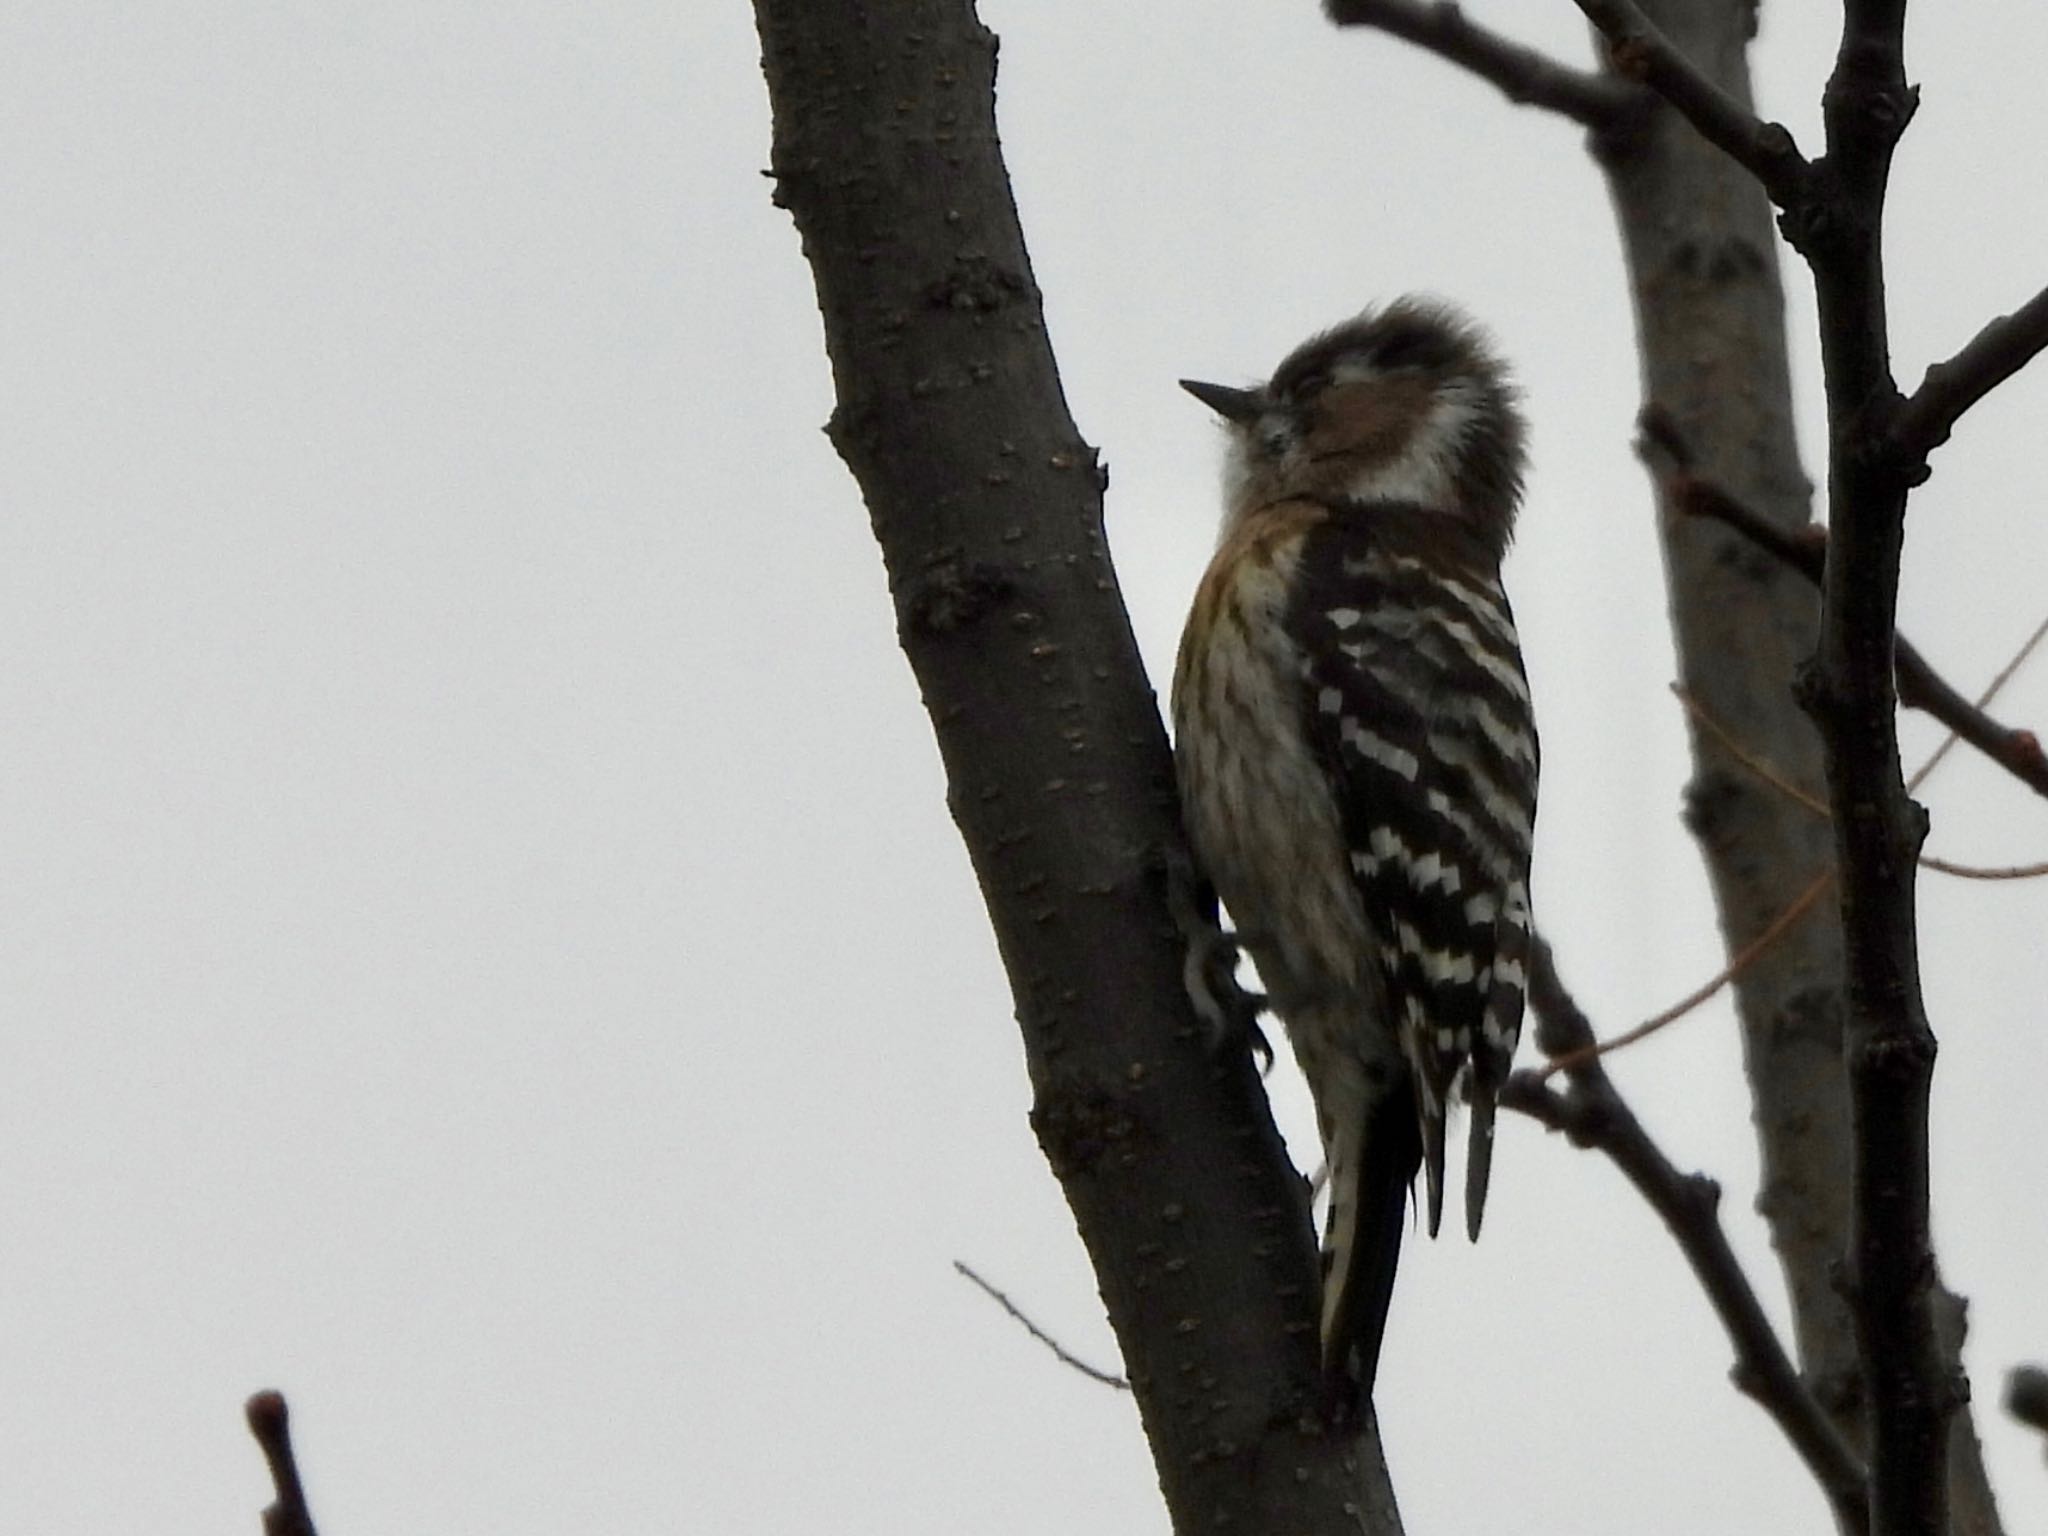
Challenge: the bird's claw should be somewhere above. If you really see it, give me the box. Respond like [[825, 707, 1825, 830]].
[[1163, 842, 1272, 1068]]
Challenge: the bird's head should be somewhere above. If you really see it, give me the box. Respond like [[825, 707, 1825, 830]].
[[1182, 297, 1526, 556]]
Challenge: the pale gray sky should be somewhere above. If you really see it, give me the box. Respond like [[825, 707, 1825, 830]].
[[3, 5, 2045, 1532]]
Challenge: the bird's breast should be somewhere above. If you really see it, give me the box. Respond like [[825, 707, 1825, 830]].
[[1172, 508, 1375, 1018]]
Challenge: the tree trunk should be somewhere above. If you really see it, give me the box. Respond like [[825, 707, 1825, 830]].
[[753, 1, 1400, 1528]]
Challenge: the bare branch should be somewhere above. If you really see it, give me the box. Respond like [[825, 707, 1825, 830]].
[[1640, 404, 2048, 802], [1807, 8, 1952, 1528], [955, 1261, 1131, 1392], [1675, 682, 2048, 880], [1922, 855, 2048, 882], [1894, 283, 2048, 464], [1536, 873, 1832, 1078], [1504, 944, 1869, 1535], [1568, 0, 1809, 203], [1904, 614, 2048, 797], [1574, 2, 1993, 1523], [1324, 1, 1640, 129], [246, 1391, 320, 1536]]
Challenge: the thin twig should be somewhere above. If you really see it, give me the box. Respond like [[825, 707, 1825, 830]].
[[1558, 626, 2046, 1071], [1324, 0, 1640, 130], [1673, 683, 1829, 815], [1503, 943, 1869, 1535], [1557, 621, 2048, 1064], [1675, 683, 2048, 881], [1537, 872, 1833, 1079], [1921, 855, 2048, 881], [246, 1391, 320, 1536], [1640, 404, 2048, 801], [1906, 612, 2048, 793], [1569, 0, 1809, 204], [1894, 282, 2048, 464], [954, 1261, 1131, 1392]]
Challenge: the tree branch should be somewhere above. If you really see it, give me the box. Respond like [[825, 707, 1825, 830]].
[[1639, 404, 2048, 802], [1805, 9, 1954, 1534], [246, 1391, 320, 1536], [1904, 615, 2048, 798], [1673, 682, 2048, 882], [754, 2, 1398, 1529], [1574, 6, 1879, 1511], [1346, 1, 2001, 1525], [1893, 282, 2048, 465], [954, 1261, 1131, 1391], [1323, 0, 1641, 130], [1502, 944, 1869, 1535], [1569, 0, 1809, 203], [1535, 871, 1833, 1077]]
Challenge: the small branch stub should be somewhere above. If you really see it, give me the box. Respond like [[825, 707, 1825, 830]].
[[1893, 281, 2048, 466], [2009, 1365, 2048, 1458], [246, 1390, 320, 1536]]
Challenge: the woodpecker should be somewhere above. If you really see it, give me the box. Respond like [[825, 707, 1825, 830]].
[[1171, 298, 1537, 1401]]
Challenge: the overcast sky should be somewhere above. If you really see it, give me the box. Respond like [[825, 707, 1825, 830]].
[[5, 4, 2047, 1532]]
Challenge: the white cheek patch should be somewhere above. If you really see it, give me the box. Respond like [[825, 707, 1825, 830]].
[[1218, 413, 1302, 534], [1220, 438, 1258, 529]]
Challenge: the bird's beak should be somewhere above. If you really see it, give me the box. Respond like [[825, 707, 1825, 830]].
[[1179, 378, 1264, 423]]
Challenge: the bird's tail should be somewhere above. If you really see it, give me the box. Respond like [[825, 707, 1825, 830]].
[[1466, 907, 1530, 1240], [1464, 1090, 1498, 1241], [1319, 1088, 1426, 1402]]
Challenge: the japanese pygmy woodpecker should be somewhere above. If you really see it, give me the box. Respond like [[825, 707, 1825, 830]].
[[1172, 297, 1538, 1398]]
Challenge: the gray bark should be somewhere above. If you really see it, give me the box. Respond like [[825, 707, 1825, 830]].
[[1591, 6, 1996, 1531], [753, 1, 1400, 1529]]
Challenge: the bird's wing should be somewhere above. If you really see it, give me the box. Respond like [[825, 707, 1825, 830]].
[[1286, 507, 1538, 1239]]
